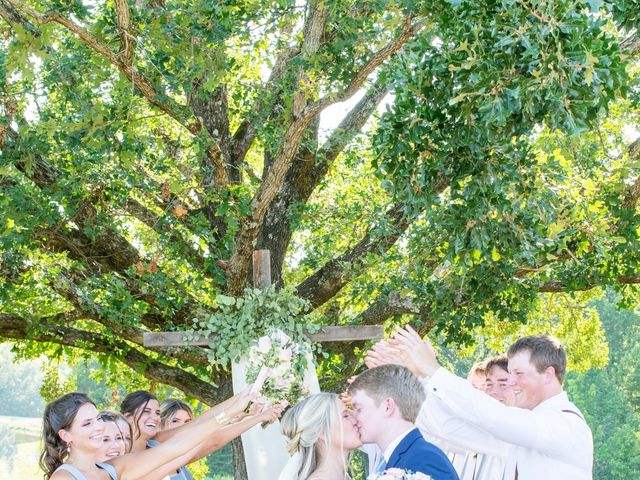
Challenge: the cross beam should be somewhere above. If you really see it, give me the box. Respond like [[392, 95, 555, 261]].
[[143, 325, 383, 348], [142, 250, 383, 349]]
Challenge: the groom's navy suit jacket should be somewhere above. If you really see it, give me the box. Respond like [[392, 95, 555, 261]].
[[387, 428, 459, 480]]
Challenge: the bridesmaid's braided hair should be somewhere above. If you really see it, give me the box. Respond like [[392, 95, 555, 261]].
[[39, 392, 95, 479]]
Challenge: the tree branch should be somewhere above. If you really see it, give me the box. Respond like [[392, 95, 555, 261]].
[[622, 137, 640, 211], [318, 82, 390, 161], [5, 0, 229, 189], [114, 0, 134, 64], [189, 83, 233, 188], [621, 30, 640, 58], [296, 170, 448, 308], [124, 199, 207, 270], [0, 313, 222, 404], [256, 81, 391, 284], [0, 0, 37, 33], [225, 17, 426, 293], [292, 0, 329, 117], [229, 26, 298, 167], [538, 274, 640, 293], [4, 126, 203, 326], [353, 291, 423, 324], [303, 17, 427, 119]]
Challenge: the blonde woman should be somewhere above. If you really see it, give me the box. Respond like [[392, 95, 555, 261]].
[[96, 411, 127, 461], [159, 399, 193, 430], [157, 399, 195, 480], [280, 393, 362, 480]]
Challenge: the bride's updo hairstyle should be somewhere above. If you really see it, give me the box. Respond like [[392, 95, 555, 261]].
[[280, 393, 344, 480]]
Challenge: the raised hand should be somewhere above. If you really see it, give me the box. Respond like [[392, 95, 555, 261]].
[[365, 339, 404, 369], [390, 324, 440, 378], [227, 385, 258, 420], [339, 375, 358, 408], [259, 402, 286, 426]]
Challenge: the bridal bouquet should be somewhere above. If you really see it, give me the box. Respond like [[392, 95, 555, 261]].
[[245, 328, 312, 408], [369, 469, 432, 480]]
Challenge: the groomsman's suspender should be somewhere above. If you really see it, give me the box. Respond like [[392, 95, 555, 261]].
[[562, 409, 586, 422]]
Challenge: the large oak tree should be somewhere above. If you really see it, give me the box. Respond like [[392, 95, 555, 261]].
[[1, 1, 640, 476]]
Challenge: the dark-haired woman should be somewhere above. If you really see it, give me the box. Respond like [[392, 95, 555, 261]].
[[120, 388, 281, 473], [119, 390, 161, 454], [40, 389, 269, 480]]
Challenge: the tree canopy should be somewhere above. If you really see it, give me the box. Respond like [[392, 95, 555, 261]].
[[2, 1, 640, 476]]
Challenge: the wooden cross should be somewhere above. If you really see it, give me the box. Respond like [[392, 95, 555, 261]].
[[143, 249, 383, 348], [142, 249, 382, 480]]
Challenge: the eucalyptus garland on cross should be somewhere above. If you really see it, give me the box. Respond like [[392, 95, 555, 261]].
[[184, 286, 321, 406]]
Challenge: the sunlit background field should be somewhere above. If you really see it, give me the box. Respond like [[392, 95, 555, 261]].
[[0, 416, 41, 478]]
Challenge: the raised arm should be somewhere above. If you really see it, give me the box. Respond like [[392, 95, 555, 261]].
[[185, 402, 286, 463], [110, 388, 254, 480], [152, 404, 284, 477], [366, 334, 506, 458], [153, 390, 245, 443], [391, 326, 591, 465]]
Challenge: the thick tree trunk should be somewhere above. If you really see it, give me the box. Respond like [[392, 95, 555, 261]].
[[232, 438, 249, 480], [255, 121, 320, 285]]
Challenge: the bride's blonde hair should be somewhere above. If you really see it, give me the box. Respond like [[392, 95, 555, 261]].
[[280, 393, 346, 479]]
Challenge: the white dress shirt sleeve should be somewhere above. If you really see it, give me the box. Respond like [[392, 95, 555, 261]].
[[425, 368, 591, 465], [417, 379, 508, 459]]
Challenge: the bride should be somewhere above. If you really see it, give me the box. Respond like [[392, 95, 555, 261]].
[[280, 392, 362, 480]]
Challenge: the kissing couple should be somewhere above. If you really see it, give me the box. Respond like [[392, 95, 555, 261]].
[[277, 363, 459, 480]]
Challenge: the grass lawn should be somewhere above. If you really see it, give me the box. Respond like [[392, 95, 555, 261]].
[[0, 416, 237, 479]]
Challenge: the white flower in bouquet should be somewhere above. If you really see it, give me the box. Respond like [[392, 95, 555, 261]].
[[257, 336, 272, 353], [278, 346, 293, 362], [245, 328, 312, 411], [368, 469, 432, 480]]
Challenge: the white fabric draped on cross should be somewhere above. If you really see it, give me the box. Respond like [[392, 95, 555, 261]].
[[232, 355, 320, 480]]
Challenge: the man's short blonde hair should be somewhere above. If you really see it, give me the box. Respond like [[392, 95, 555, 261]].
[[348, 364, 425, 422]]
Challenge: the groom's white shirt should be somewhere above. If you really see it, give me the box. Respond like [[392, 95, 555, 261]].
[[421, 368, 593, 480]]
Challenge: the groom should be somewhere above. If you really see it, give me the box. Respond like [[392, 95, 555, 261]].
[[349, 364, 459, 480]]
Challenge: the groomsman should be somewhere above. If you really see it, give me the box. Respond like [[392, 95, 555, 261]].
[[419, 355, 515, 480], [393, 328, 593, 480]]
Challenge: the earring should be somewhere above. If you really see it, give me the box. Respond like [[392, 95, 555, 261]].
[[66, 442, 71, 454]]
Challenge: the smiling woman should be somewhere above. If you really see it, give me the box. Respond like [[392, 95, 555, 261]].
[[40, 389, 270, 480], [97, 411, 128, 460], [120, 391, 161, 454]]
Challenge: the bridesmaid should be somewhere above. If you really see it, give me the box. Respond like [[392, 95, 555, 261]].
[[96, 411, 127, 461], [120, 388, 283, 470], [157, 398, 196, 480], [159, 399, 193, 430], [40, 389, 269, 480]]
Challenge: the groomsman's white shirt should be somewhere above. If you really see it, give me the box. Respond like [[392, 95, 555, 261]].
[[417, 396, 508, 480], [420, 368, 593, 480]]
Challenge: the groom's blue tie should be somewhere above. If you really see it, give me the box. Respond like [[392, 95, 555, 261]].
[[375, 458, 387, 475]]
